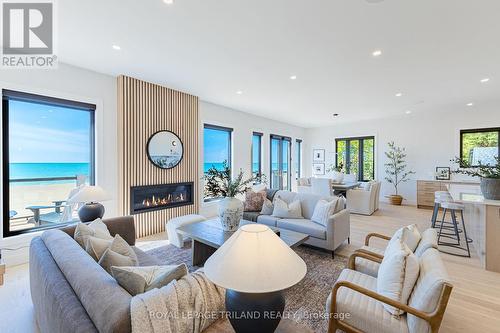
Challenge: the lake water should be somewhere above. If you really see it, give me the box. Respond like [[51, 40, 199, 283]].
[[9, 163, 90, 185]]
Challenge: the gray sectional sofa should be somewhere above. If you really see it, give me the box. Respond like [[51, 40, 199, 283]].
[[30, 216, 162, 333], [244, 190, 350, 256]]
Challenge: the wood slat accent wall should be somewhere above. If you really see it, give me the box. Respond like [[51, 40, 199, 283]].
[[117, 75, 199, 238]]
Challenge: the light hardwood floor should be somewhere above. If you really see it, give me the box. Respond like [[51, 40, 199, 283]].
[[0, 203, 499, 333]]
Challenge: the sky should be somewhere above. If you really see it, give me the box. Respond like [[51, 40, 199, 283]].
[[203, 127, 230, 163], [9, 100, 91, 163]]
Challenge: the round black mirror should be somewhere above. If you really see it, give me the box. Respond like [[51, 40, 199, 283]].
[[147, 131, 184, 169]]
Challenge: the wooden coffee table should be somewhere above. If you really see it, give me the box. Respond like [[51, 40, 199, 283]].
[[177, 218, 309, 266]]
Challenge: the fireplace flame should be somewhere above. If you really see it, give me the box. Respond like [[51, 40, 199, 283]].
[[141, 192, 187, 208]]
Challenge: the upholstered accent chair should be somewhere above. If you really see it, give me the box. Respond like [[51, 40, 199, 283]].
[[310, 177, 334, 197], [355, 228, 439, 278], [346, 181, 381, 215], [327, 248, 453, 333]]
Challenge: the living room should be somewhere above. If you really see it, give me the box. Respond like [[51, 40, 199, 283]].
[[1, 1, 500, 333]]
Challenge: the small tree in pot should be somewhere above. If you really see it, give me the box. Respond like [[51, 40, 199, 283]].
[[451, 156, 500, 200], [204, 161, 264, 231], [384, 141, 415, 205]]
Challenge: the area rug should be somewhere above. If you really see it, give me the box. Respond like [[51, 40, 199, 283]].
[[146, 244, 347, 332]]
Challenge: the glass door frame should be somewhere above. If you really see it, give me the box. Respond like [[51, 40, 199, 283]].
[[335, 136, 375, 181], [270, 134, 292, 190]]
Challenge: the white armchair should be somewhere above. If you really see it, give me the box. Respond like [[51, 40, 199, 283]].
[[297, 177, 312, 194], [310, 177, 334, 197], [346, 181, 381, 215], [327, 248, 452, 333]]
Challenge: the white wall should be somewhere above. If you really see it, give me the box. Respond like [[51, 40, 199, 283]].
[[303, 103, 500, 204], [199, 101, 306, 217], [0, 63, 117, 265]]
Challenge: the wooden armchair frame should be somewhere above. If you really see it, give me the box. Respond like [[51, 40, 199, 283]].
[[328, 252, 453, 333]]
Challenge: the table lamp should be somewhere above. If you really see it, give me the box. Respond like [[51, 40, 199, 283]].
[[67, 186, 111, 222], [204, 224, 307, 333]]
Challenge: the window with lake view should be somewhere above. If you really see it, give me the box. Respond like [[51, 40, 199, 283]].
[[2, 90, 96, 237], [252, 132, 262, 182], [203, 124, 232, 200]]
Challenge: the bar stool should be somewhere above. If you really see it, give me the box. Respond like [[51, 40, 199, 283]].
[[437, 201, 471, 258], [431, 191, 453, 228]]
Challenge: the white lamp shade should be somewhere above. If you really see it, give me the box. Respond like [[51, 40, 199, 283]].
[[67, 186, 111, 204], [204, 224, 307, 293]]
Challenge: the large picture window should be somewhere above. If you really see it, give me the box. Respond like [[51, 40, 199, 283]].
[[460, 128, 499, 167], [295, 139, 302, 179], [2, 90, 96, 237], [203, 124, 233, 200], [252, 132, 262, 181], [336, 136, 375, 181]]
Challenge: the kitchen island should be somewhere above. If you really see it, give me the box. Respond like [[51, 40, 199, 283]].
[[447, 183, 500, 272]]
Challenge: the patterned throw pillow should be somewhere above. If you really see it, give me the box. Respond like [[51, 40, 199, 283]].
[[244, 190, 266, 212], [272, 197, 303, 219], [311, 198, 339, 226]]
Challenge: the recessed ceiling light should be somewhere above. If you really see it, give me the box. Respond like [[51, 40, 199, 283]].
[[467, 102, 474, 106], [395, 92, 403, 97], [333, 113, 339, 117], [236, 90, 243, 95], [405, 110, 412, 114], [289, 75, 297, 80], [112, 45, 121, 50], [163, 0, 174, 4], [372, 49, 382, 57], [480, 78, 490, 83]]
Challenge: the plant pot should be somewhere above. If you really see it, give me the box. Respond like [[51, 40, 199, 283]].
[[480, 178, 500, 200], [388, 194, 403, 206], [218, 197, 244, 231]]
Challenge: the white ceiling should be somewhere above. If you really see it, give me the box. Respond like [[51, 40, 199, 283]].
[[59, 0, 500, 128]]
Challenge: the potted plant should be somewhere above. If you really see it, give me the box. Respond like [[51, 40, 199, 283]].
[[327, 161, 345, 183], [451, 156, 500, 200], [204, 161, 264, 231], [384, 141, 415, 205]]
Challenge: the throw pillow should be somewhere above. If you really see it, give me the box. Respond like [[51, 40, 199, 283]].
[[96, 234, 139, 272], [260, 198, 274, 215], [334, 195, 346, 213], [377, 238, 420, 316], [414, 228, 438, 257], [389, 224, 422, 252], [74, 218, 113, 248], [311, 198, 338, 226], [272, 197, 303, 219], [85, 236, 112, 261], [99, 249, 137, 274], [244, 190, 266, 212], [111, 264, 188, 296]]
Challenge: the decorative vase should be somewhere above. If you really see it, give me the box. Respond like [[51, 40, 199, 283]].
[[388, 194, 403, 206], [218, 197, 244, 231], [480, 178, 500, 200]]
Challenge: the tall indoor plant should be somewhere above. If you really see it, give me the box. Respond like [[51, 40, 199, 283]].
[[204, 161, 263, 231], [384, 141, 415, 205], [451, 156, 500, 200]]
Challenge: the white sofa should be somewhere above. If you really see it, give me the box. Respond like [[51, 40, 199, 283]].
[[255, 190, 350, 257], [347, 181, 381, 215], [327, 247, 453, 333]]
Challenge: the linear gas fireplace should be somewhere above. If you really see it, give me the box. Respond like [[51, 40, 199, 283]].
[[130, 182, 194, 214]]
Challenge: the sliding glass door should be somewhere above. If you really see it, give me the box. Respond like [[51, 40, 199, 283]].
[[270, 135, 291, 190], [335, 136, 375, 181]]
